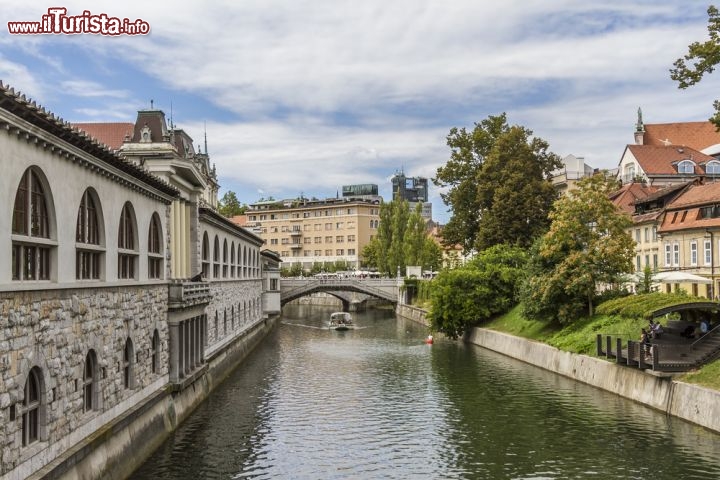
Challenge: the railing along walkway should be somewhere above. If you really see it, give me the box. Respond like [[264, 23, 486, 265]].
[[597, 324, 720, 372]]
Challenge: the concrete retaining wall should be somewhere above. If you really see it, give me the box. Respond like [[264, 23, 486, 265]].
[[465, 327, 720, 434], [395, 304, 430, 327], [29, 315, 278, 480], [396, 304, 720, 434]]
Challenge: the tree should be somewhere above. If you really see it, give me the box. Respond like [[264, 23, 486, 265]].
[[428, 244, 528, 338], [218, 190, 247, 217], [420, 237, 443, 272], [375, 199, 395, 274], [388, 198, 410, 275], [474, 125, 561, 251], [522, 174, 635, 324], [434, 114, 509, 251], [670, 6, 720, 128], [360, 237, 380, 269], [403, 204, 427, 267], [434, 114, 561, 252]]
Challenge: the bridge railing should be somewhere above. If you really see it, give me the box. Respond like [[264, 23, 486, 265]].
[[280, 278, 398, 302]]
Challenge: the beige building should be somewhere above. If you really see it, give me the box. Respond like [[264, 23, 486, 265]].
[[245, 197, 382, 269]]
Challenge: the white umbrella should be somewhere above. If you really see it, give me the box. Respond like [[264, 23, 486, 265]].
[[653, 271, 712, 284]]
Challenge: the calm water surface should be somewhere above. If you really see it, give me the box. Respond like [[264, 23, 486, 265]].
[[131, 305, 720, 479]]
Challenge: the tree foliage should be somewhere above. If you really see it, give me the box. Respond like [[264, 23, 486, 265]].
[[670, 6, 720, 129], [428, 244, 528, 339], [362, 198, 441, 276], [522, 174, 635, 325], [218, 190, 247, 217], [433, 114, 509, 252], [434, 114, 561, 253]]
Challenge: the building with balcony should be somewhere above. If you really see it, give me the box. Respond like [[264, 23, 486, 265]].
[[246, 197, 382, 270], [552, 154, 595, 195]]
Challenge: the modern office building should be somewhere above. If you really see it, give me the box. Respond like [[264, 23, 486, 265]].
[[391, 170, 432, 220], [246, 197, 382, 269], [341, 183, 381, 202]]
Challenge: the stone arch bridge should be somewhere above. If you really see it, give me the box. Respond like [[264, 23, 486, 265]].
[[280, 278, 400, 311]]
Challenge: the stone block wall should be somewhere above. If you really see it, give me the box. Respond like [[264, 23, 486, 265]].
[[0, 285, 168, 477], [206, 280, 264, 356]]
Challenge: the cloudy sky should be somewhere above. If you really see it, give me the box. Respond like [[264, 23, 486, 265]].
[[1, 1, 718, 222]]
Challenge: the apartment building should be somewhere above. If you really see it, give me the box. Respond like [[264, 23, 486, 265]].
[[246, 197, 382, 269]]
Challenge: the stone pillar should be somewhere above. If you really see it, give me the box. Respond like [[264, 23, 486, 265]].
[[169, 322, 180, 382]]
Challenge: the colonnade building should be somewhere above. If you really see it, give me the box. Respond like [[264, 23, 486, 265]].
[[0, 84, 280, 479]]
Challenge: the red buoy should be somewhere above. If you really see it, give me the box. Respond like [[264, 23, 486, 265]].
[[425, 335, 434, 344]]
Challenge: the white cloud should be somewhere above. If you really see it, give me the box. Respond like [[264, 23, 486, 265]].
[[1, 0, 718, 224], [60, 80, 129, 98]]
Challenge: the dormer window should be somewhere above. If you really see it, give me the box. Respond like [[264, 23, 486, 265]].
[[707, 160, 720, 175], [678, 160, 695, 174]]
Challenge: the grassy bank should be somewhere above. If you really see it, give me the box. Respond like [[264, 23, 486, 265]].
[[482, 304, 720, 390]]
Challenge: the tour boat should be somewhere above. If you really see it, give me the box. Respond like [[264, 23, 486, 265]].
[[329, 312, 354, 331]]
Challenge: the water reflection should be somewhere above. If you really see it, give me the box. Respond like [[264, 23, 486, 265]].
[[131, 306, 720, 479]]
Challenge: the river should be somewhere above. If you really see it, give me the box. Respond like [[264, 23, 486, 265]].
[[131, 305, 720, 479]]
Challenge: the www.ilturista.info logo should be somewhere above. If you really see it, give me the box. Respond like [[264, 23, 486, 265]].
[[8, 8, 150, 35]]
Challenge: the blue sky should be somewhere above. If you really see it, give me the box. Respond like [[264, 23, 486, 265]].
[[1, 1, 718, 223]]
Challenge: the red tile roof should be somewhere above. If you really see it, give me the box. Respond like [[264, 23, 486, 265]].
[[627, 144, 715, 175], [610, 182, 658, 214], [666, 181, 720, 209], [644, 122, 720, 152], [659, 182, 720, 232], [73, 122, 135, 150]]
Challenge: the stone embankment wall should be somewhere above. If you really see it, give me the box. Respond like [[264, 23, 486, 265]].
[[395, 305, 720, 434], [395, 304, 430, 327], [29, 314, 278, 480]]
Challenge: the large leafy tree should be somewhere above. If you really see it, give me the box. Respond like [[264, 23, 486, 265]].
[[218, 190, 247, 217], [670, 6, 720, 128], [475, 125, 561, 251], [429, 244, 528, 338], [434, 114, 509, 252], [434, 114, 561, 252], [522, 174, 635, 324]]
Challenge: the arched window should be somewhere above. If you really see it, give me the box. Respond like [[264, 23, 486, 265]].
[[243, 246, 248, 278], [12, 168, 53, 281], [214, 311, 218, 340], [222, 239, 228, 278], [123, 338, 134, 389], [76, 189, 103, 280], [678, 160, 695, 174], [213, 236, 220, 278], [231, 305, 235, 330], [151, 329, 159, 374], [230, 241, 236, 278], [201, 233, 210, 279], [237, 243, 242, 278], [707, 161, 720, 175], [83, 350, 98, 412], [223, 310, 227, 335], [148, 213, 163, 279], [22, 367, 42, 446], [118, 202, 137, 279]]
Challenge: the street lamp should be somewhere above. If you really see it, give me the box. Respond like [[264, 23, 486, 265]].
[[706, 229, 715, 301]]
